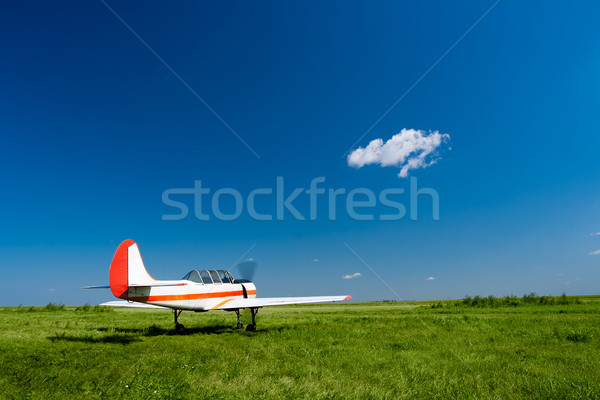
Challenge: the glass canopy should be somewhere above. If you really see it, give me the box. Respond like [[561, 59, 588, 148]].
[[182, 269, 233, 284]]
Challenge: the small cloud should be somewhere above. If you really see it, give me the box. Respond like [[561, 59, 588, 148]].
[[565, 281, 571, 285], [348, 129, 450, 177], [313, 258, 319, 262], [247, 257, 254, 261], [590, 232, 600, 236], [576, 277, 580, 281], [425, 276, 435, 281], [342, 272, 361, 280], [589, 250, 600, 256], [49, 288, 55, 292]]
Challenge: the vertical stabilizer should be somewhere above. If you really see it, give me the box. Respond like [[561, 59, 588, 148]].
[[109, 239, 155, 299], [127, 243, 155, 285]]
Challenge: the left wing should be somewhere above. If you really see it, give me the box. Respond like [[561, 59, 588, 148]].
[[99, 300, 170, 309], [214, 295, 351, 310]]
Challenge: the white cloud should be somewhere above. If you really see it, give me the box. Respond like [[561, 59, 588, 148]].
[[348, 129, 450, 177], [342, 272, 362, 280], [313, 258, 319, 262], [49, 288, 55, 292], [425, 276, 435, 281], [589, 249, 600, 256], [591, 232, 600, 236]]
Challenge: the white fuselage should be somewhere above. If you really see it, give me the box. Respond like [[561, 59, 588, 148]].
[[127, 281, 257, 311]]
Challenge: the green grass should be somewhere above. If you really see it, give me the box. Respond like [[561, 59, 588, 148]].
[[1, 296, 600, 399]]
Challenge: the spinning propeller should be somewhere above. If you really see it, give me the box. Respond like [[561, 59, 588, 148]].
[[233, 260, 257, 282]]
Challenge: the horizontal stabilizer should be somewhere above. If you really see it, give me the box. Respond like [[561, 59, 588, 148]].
[[215, 295, 351, 310], [99, 300, 170, 309]]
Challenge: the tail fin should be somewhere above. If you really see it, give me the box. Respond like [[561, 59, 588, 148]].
[[109, 239, 155, 299]]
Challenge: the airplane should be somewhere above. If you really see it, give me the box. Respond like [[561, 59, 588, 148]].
[[84, 239, 351, 333]]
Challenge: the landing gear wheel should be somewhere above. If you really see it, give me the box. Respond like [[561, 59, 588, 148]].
[[244, 308, 259, 332], [173, 310, 184, 334], [235, 309, 244, 329]]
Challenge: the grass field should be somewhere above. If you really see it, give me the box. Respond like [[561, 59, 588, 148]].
[[1, 296, 599, 399]]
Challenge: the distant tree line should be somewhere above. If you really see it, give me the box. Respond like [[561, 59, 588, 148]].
[[431, 293, 581, 309], [8, 303, 113, 312]]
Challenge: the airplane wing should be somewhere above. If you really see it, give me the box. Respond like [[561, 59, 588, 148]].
[[99, 300, 170, 309], [214, 295, 351, 310]]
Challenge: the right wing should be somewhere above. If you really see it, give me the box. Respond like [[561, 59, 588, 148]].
[[214, 295, 351, 310]]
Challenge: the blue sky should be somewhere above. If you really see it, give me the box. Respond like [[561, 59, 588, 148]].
[[1, 1, 600, 305]]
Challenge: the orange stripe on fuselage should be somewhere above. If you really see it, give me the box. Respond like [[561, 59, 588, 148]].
[[211, 299, 235, 309], [128, 289, 256, 302]]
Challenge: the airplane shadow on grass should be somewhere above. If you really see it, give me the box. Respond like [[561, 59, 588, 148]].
[[48, 333, 142, 345], [48, 324, 287, 345]]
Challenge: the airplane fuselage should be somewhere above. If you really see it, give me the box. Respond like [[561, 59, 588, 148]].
[[127, 281, 257, 311]]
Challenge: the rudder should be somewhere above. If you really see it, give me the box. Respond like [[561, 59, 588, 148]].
[[109, 239, 155, 299]]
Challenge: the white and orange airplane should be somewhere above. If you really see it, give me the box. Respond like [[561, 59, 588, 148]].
[[85, 239, 351, 333]]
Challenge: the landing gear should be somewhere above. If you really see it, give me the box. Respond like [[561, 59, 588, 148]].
[[245, 308, 259, 332], [234, 309, 245, 329], [173, 310, 185, 334]]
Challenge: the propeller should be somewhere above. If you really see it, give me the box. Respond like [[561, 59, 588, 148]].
[[235, 260, 257, 282], [233, 260, 258, 327]]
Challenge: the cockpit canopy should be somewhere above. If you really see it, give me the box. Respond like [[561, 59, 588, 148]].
[[182, 269, 233, 284]]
